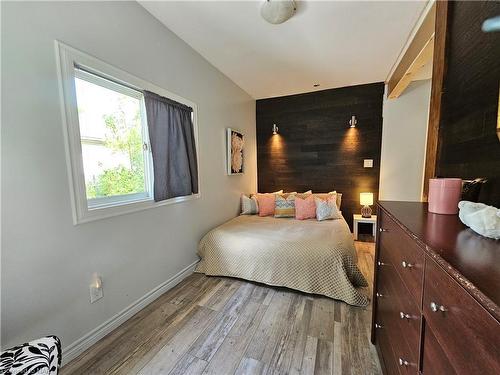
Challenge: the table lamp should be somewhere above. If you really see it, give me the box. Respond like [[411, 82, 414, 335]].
[[360, 192, 373, 218]]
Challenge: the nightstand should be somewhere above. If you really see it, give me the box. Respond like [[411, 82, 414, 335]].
[[353, 214, 377, 241]]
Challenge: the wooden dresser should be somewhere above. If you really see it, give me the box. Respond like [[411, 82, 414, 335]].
[[371, 201, 500, 374]]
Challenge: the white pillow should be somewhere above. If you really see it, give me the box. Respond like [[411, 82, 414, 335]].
[[241, 194, 259, 215], [315, 197, 342, 221], [332, 191, 342, 209]]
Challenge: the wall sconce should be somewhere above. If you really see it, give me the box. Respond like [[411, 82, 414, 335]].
[[272, 123, 279, 135], [349, 115, 357, 128]]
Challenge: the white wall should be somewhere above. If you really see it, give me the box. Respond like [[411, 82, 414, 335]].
[[1, 1, 256, 353], [379, 80, 431, 201]]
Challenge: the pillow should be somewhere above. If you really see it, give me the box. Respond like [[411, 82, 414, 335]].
[[334, 192, 342, 208], [256, 193, 277, 216], [315, 197, 342, 221], [296, 190, 312, 199], [313, 191, 342, 209], [274, 193, 297, 218], [295, 195, 316, 220], [240, 194, 259, 215]]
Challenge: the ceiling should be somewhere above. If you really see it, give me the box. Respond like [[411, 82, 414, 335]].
[[139, 1, 429, 99]]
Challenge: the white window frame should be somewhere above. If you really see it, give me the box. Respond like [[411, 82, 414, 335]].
[[55, 41, 200, 224]]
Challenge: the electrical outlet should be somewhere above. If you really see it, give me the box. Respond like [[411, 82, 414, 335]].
[[90, 276, 103, 304], [364, 159, 373, 168]]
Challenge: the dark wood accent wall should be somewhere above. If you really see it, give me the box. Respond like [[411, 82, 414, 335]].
[[434, 1, 500, 206], [256, 83, 384, 229]]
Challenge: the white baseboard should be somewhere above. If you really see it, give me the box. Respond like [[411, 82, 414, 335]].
[[62, 260, 199, 366]]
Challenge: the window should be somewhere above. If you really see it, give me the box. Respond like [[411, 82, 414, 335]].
[[74, 68, 153, 209], [57, 42, 199, 224]]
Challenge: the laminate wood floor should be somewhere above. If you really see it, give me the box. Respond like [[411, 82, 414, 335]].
[[62, 241, 381, 375]]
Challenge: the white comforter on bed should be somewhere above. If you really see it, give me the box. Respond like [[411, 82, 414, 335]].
[[196, 215, 368, 306]]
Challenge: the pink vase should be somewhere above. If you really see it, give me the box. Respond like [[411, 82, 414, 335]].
[[428, 178, 462, 215]]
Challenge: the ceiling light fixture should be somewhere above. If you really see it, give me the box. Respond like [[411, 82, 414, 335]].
[[261, 0, 296, 25], [313, 83, 320, 87]]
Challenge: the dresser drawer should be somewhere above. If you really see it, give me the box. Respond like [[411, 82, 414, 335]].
[[376, 263, 420, 373], [423, 256, 500, 374], [376, 323, 401, 375], [379, 211, 424, 305], [421, 320, 456, 375]]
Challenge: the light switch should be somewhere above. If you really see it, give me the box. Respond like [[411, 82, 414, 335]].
[[364, 159, 373, 168]]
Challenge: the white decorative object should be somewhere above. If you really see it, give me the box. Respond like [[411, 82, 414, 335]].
[[260, 0, 296, 25], [458, 201, 500, 240]]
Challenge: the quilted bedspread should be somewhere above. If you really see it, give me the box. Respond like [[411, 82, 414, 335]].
[[195, 215, 369, 306]]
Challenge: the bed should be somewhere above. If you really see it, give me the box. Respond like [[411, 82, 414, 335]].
[[195, 215, 369, 306]]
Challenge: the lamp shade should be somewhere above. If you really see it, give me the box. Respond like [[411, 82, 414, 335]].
[[360, 192, 373, 206]]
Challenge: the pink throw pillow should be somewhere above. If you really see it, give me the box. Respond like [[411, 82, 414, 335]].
[[256, 194, 276, 216], [295, 195, 317, 220]]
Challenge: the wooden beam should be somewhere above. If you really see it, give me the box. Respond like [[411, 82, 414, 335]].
[[387, 2, 436, 99], [388, 35, 435, 99], [422, 0, 450, 200], [497, 85, 500, 142]]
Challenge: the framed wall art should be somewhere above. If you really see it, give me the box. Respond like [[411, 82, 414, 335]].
[[227, 128, 244, 175]]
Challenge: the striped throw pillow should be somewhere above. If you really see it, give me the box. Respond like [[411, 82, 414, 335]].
[[274, 193, 297, 218], [241, 194, 258, 215]]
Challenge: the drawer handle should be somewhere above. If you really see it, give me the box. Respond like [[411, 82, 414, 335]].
[[377, 261, 386, 266], [376, 292, 384, 298], [379, 228, 388, 233], [399, 311, 411, 320], [398, 358, 409, 366], [430, 302, 446, 313], [375, 323, 383, 329], [401, 261, 413, 268]]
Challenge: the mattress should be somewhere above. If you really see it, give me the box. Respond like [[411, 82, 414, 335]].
[[195, 215, 369, 306]]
